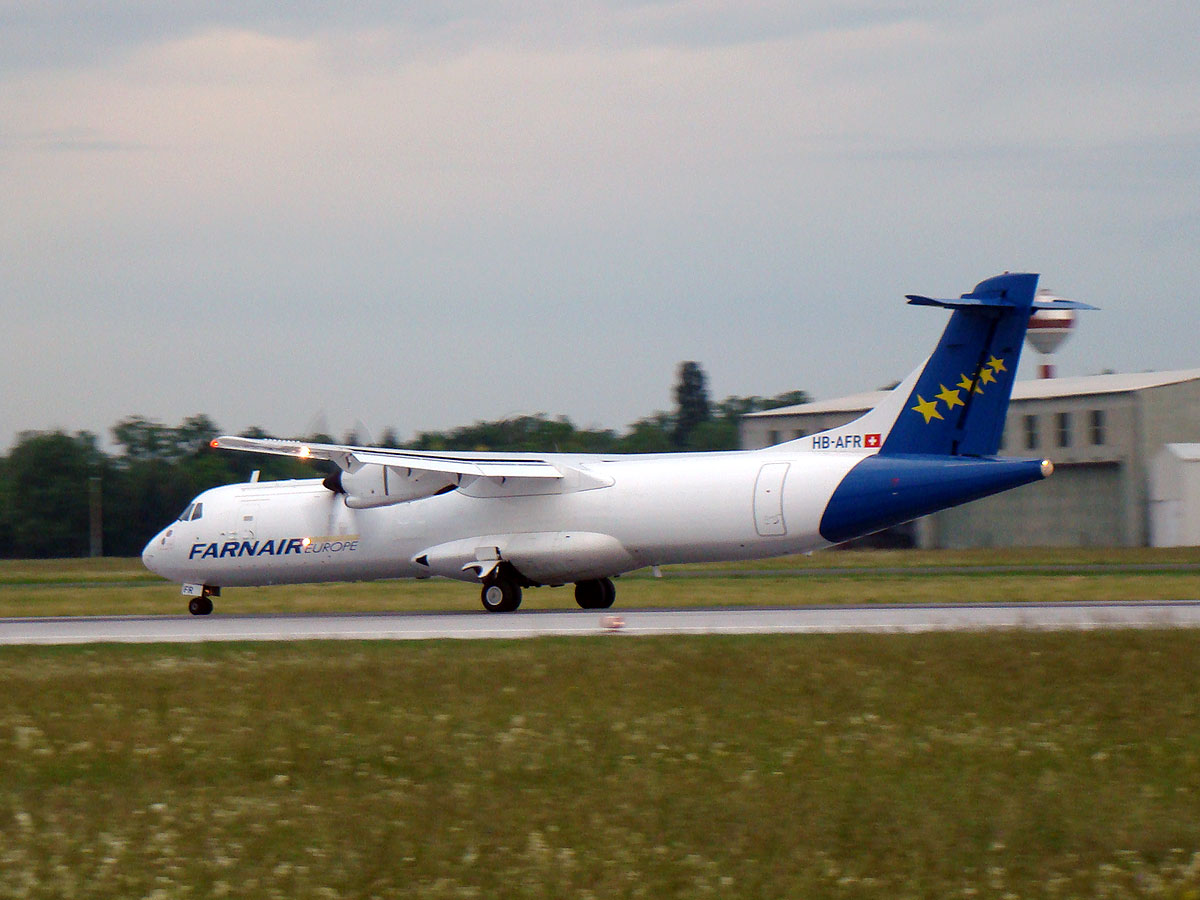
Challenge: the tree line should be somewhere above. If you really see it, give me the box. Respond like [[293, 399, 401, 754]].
[[0, 363, 808, 559]]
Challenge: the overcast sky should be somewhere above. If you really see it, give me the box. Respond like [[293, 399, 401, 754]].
[[3, 1, 1197, 450]]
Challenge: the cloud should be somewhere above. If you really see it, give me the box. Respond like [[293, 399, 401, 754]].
[[1, 1, 1198, 448]]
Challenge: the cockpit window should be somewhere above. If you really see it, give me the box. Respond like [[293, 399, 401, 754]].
[[191, 503, 203, 521], [178, 503, 195, 522]]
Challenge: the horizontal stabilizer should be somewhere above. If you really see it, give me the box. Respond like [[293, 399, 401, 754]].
[[1031, 297, 1098, 310], [906, 294, 1097, 312]]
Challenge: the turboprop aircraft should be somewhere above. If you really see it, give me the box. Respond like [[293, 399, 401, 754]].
[[143, 272, 1091, 615]]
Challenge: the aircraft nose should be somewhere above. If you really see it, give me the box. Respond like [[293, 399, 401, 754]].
[[142, 531, 166, 575]]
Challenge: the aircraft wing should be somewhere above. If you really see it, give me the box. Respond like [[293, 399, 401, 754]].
[[210, 436, 564, 480]]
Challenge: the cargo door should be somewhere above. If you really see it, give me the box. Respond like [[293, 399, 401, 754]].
[[753, 462, 790, 536]]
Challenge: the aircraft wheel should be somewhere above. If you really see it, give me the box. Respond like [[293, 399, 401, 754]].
[[599, 577, 616, 608], [575, 577, 616, 609], [481, 576, 522, 613], [188, 596, 213, 616]]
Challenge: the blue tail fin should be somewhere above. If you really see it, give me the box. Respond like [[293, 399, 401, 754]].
[[880, 272, 1041, 456], [781, 273, 1095, 458]]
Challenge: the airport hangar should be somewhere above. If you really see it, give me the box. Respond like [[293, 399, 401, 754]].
[[740, 369, 1200, 548]]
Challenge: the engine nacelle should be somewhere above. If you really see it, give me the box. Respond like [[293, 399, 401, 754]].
[[328, 465, 458, 509]]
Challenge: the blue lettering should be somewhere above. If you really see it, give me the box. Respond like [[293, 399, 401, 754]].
[[220, 541, 239, 558], [257, 539, 276, 556], [189, 543, 206, 560], [284, 538, 304, 555], [201, 544, 219, 559], [239, 541, 259, 557]]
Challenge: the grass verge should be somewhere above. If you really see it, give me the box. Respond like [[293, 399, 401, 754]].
[[2, 631, 1199, 898]]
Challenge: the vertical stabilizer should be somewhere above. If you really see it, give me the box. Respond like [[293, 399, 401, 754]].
[[881, 272, 1040, 456], [783, 273, 1093, 458]]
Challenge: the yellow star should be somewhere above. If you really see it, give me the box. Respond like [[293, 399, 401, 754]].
[[987, 355, 1006, 373], [957, 374, 982, 394], [978, 366, 997, 385], [911, 395, 944, 424], [935, 384, 964, 410]]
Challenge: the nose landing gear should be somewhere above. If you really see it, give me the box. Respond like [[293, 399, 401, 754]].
[[185, 585, 219, 616]]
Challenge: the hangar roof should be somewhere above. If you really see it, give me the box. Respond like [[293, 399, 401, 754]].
[[745, 368, 1200, 418]]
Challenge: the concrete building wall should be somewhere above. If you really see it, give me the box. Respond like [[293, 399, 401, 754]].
[[999, 395, 1131, 466], [931, 463, 1123, 548], [1130, 383, 1200, 544], [1150, 445, 1200, 546], [992, 394, 1139, 544], [1188, 459, 1200, 545]]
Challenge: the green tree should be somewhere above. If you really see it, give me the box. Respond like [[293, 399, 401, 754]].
[[0, 453, 11, 553], [672, 361, 711, 448], [408, 414, 619, 453], [619, 412, 675, 452], [682, 419, 739, 451], [176, 414, 220, 453], [0, 431, 106, 558], [104, 457, 197, 557], [112, 416, 182, 461]]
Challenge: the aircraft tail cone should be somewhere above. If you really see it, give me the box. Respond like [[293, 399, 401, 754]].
[[819, 454, 1047, 545]]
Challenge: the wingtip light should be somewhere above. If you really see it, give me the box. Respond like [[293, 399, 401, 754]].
[[210, 439, 220, 449]]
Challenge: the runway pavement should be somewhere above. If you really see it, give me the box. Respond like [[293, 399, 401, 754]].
[[3, 601, 1200, 645]]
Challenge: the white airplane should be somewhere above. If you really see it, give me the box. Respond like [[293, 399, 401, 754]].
[[143, 273, 1091, 615]]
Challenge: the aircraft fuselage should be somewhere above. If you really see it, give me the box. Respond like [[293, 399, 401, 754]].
[[144, 449, 861, 588]]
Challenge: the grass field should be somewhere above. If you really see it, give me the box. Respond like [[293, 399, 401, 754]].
[[2, 548, 1200, 617], [3, 632, 1200, 898]]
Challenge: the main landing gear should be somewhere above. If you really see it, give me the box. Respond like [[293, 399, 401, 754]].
[[574, 578, 616, 609], [480, 570, 523, 613], [479, 569, 619, 613]]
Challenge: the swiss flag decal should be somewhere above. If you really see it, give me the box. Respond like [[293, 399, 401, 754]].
[[865, 433, 881, 448]]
